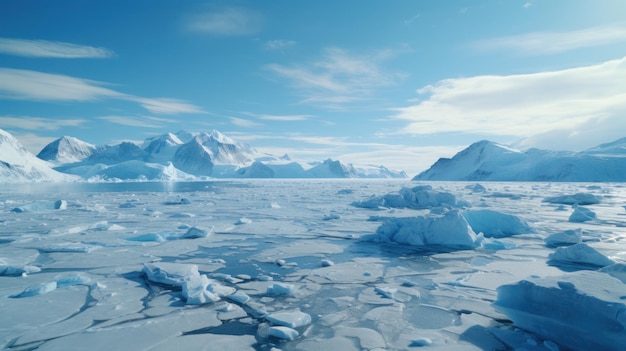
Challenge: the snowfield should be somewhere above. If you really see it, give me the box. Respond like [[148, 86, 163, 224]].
[[1, 180, 625, 350]]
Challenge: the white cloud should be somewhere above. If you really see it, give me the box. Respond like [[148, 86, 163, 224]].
[[0, 68, 122, 101], [98, 116, 166, 128], [0, 68, 205, 115], [0, 38, 114, 58], [230, 117, 261, 128], [264, 40, 296, 50], [186, 6, 261, 36], [266, 47, 402, 108], [244, 112, 312, 121], [523, 2, 534, 9], [392, 56, 626, 147], [470, 24, 626, 55], [135, 97, 206, 115], [0, 116, 86, 130]]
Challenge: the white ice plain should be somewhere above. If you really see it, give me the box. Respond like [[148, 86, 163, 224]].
[[1, 180, 626, 350]]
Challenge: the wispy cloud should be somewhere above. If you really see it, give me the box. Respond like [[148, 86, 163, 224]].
[[522, 2, 534, 9], [0, 68, 205, 115], [230, 117, 261, 128], [0, 116, 86, 130], [392, 56, 626, 147], [98, 116, 167, 128], [135, 97, 206, 114], [0, 38, 114, 58], [243, 112, 313, 121], [266, 47, 402, 108], [0, 68, 122, 101], [470, 24, 626, 55], [264, 40, 296, 50], [186, 6, 262, 36]]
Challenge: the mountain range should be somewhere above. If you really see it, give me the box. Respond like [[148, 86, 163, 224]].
[[4, 128, 626, 183], [414, 139, 626, 182], [0, 128, 407, 182]]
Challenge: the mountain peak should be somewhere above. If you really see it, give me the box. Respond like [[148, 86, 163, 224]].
[[37, 135, 95, 164]]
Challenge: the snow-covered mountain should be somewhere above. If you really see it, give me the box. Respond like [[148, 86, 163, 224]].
[[32, 129, 408, 181], [0, 129, 77, 183], [415, 139, 626, 182], [36, 136, 96, 164]]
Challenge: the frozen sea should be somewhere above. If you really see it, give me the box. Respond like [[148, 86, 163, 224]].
[[1, 180, 625, 351]]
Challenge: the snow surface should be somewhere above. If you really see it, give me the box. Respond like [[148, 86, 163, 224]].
[[1, 180, 625, 351]]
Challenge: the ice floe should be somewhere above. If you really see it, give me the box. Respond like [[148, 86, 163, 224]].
[[352, 184, 470, 209], [493, 271, 626, 351], [548, 243, 615, 268]]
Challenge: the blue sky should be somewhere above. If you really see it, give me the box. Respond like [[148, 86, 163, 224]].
[[1, 0, 626, 175]]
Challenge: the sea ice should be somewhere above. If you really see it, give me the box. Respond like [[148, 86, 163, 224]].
[[543, 193, 601, 205], [548, 243, 615, 268], [600, 263, 626, 283], [352, 184, 470, 210], [544, 228, 583, 247], [569, 206, 596, 222], [11, 281, 58, 298], [266, 282, 296, 296], [362, 210, 477, 249], [269, 326, 299, 340], [462, 209, 532, 238], [493, 271, 626, 351], [266, 310, 312, 328], [142, 262, 200, 286], [181, 226, 212, 239]]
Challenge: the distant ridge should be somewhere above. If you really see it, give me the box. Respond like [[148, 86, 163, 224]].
[[414, 138, 626, 182]]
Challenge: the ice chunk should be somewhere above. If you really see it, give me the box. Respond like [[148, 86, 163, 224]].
[[352, 185, 470, 210], [569, 206, 596, 222], [228, 291, 251, 304], [54, 199, 68, 210], [600, 263, 626, 284], [142, 262, 200, 286], [493, 271, 626, 351], [12, 200, 68, 212], [462, 209, 531, 238], [0, 264, 41, 276], [321, 259, 334, 267], [544, 228, 582, 247], [362, 210, 477, 249], [181, 226, 212, 239], [266, 282, 296, 296], [548, 243, 614, 268], [409, 337, 433, 347], [266, 310, 312, 328], [543, 193, 600, 205], [11, 281, 57, 298], [182, 274, 220, 304], [269, 326, 299, 340], [235, 217, 252, 225], [374, 286, 397, 299], [56, 273, 92, 287]]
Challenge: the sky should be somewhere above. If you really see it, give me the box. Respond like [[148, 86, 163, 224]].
[[1, 0, 626, 176]]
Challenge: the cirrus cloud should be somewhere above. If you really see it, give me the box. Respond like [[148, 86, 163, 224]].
[[0, 37, 114, 58], [470, 24, 626, 55], [0, 68, 205, 115], [186, 6, 262, 36]]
